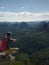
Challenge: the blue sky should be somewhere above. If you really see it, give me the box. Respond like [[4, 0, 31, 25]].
[[0, 0, 49, 22]]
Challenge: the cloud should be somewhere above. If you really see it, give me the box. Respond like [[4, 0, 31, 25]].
[[0, 11, 49, 22]]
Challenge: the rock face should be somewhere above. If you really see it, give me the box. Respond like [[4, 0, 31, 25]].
[[10, 55, 15, 61]]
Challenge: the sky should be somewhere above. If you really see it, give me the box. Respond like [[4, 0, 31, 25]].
[[0, 0, 49, 22]]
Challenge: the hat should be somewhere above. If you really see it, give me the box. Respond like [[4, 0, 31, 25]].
[[7, 32, 12, 36]]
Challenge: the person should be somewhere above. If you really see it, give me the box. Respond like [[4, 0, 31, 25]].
[[0, 32, 18, 61], [0, 32, 16, 52]]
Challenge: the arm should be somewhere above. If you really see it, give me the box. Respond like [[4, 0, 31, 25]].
[[10, 37, 20, 42], [10, 38, 16, 42]]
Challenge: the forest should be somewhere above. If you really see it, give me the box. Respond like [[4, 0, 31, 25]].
[[0, 21, 49, 65]]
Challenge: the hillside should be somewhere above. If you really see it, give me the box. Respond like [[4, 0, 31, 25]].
[[0, 21, 49, 65]]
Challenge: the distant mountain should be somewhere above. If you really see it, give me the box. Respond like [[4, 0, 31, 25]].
[[19, 22, 29, 28], [37, 21, 48, 31], [12, 22, 18, 27]]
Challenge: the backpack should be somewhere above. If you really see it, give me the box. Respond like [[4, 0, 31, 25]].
[[0, 38, 9, 51]]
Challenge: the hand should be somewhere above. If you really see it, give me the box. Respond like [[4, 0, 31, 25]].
[[13, 39, 16, 42]]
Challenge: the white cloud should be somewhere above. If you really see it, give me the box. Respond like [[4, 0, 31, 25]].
[[0, 11, 49, 22]]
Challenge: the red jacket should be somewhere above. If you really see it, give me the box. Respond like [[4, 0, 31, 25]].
[[0, 38, 9, 51]]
